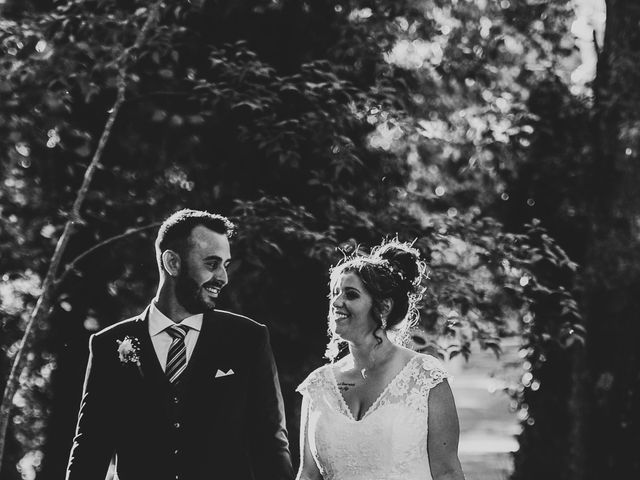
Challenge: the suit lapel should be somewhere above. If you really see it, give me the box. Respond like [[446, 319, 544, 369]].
[[180, 310, 225, 386], [134, 306, 172, 392], [131, 308, 225, 389]]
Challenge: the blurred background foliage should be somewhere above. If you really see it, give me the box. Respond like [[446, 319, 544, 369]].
[[0, 0, 637, 479]]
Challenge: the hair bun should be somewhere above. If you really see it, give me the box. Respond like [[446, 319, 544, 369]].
[[372, 241, 422, 287]]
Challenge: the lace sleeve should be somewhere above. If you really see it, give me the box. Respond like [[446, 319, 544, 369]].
[[418, 354, 450, 390], [402, 355, 451, 413], [296, 366, 327, 401]]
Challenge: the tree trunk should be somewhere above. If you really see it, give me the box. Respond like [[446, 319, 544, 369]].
[[0, 1, 165, 473], [581, 1, 640, 478]]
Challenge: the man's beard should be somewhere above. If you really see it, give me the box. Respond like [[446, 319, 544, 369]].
[[174, 268, 217, 314]]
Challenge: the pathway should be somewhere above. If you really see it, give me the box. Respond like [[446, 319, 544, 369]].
[[447, 338, 522, 480]]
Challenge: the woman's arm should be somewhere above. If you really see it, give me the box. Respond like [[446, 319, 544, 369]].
[[427, 379, 466, 480], [296, 395, 323, 480]]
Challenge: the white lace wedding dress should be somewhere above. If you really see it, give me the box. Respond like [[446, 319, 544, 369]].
[[297, 354, 449, 480]]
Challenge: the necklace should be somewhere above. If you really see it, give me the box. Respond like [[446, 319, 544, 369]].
[[357, 341, 395, 379]]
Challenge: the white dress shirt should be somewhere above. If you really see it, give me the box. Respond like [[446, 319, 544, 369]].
[[148, 303, 203, 371]]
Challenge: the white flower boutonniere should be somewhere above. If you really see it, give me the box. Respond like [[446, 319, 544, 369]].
[[116, 336, 141, 367]]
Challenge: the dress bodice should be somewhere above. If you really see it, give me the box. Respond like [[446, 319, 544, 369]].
[[297, 354, 450, 480]]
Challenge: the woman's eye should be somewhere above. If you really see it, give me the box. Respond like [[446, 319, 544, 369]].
[[345, 291, 358, 300]]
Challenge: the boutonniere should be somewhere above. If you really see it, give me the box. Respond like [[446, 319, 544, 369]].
[[116, 336, 141, 371]]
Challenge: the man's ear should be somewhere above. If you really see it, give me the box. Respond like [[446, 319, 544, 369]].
[[161, 250, 181, 277]]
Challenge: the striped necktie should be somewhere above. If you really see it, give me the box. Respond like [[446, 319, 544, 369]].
[[165, 324, 190, 384]]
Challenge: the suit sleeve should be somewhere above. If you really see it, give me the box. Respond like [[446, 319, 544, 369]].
[[249, 325, 294, 480], [66, 334, 116, 480]]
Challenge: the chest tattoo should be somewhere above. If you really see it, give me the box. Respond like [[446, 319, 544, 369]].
[[337, 382, 356, 392]]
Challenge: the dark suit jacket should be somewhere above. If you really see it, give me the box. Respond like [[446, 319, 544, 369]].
[[66, 307, 294, 480]]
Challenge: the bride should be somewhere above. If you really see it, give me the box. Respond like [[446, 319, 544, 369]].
[[296, 240, 465, 480]]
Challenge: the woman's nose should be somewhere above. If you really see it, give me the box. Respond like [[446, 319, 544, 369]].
[[331, 294, 343, 307]]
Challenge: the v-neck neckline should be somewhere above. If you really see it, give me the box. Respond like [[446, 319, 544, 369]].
[[329, 355, 418, 422]]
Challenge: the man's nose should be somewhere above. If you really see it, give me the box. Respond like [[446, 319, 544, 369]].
[[216, 267, 228, 286]]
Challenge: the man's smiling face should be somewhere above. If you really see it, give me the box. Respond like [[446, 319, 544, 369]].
[[174, 225, 231, 314]]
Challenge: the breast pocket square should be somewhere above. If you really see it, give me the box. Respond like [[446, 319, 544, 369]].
[[215, 368, 234, 378]]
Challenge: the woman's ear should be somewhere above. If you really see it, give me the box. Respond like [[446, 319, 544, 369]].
[[161, 250, 181, 277], [380, 298, 393, 318]]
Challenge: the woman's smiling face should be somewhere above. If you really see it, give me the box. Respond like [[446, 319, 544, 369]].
[[329, 271, 377, 342]]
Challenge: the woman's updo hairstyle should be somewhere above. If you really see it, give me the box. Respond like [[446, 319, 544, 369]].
[[325, 238, 427, 361]]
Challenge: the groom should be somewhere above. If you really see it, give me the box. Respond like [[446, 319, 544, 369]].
[[66, 209, 294, 480]]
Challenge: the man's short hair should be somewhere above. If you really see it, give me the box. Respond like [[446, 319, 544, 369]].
[[155, 209, 235, 270]]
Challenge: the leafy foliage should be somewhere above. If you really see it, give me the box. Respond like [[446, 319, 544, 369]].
[[0, 0, 588, 479]]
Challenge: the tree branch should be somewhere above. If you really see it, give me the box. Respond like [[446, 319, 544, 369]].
[[125, 91, 193, 104], [54, 222, 163, 289], [0, 0, 166, 469]]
